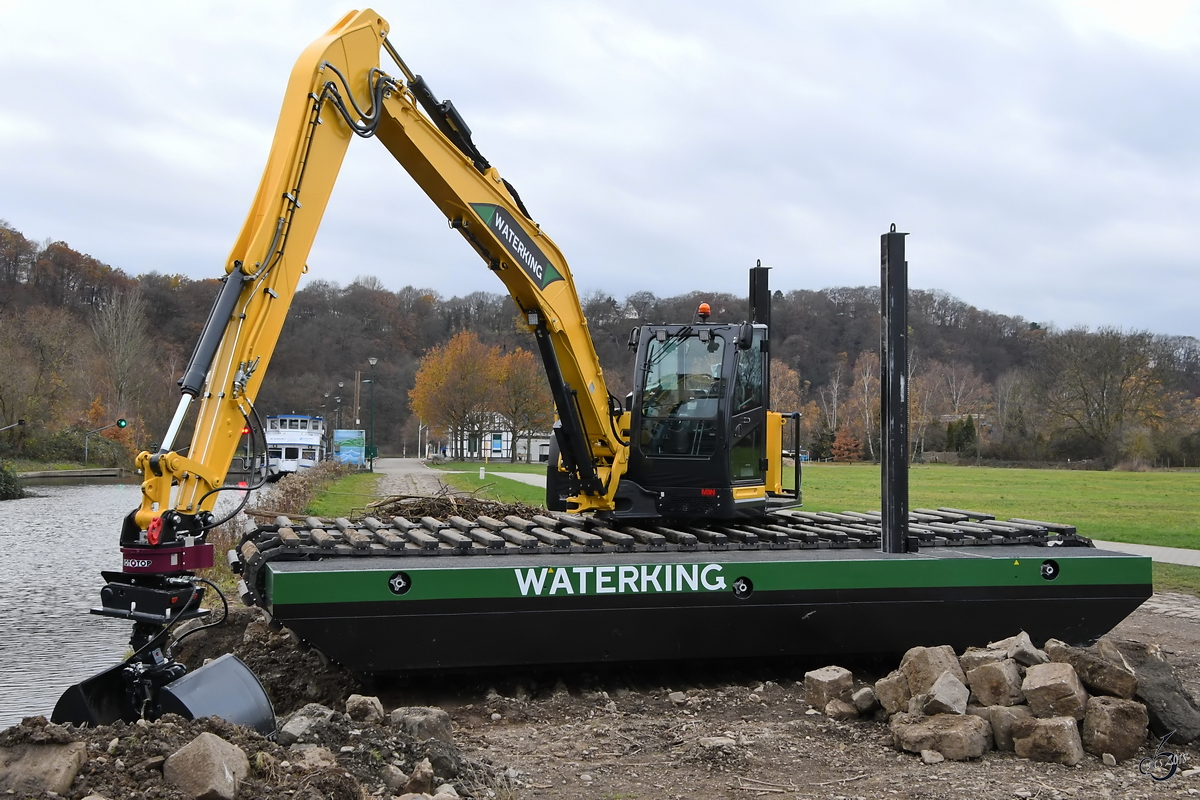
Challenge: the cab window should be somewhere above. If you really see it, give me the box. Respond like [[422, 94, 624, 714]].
[[732, 332, 763, 413], [640, 333, 724, 457]]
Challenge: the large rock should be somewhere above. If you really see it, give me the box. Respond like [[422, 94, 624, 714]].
[[900, 645, 967, 696], [959, 647, 1007, 673], [1012, 716, 1085, 766], [874, 670, 911, 716], [1112, 638, 1200, 743], [0, 742, 87, 795], [966, 659, 1025, 707], [278, 703, 336, 746], [1045, 639, 1137, 699], [889, 712, 992, 760], [922, 672, 968, 715], [163, 732, 250, 800], [804, 666, 854, 710], [1022, 662, 1089, 720], [987, 705, 1033, 752], [1082, 696, 1149, 761], [346, 694, 385, 724], [390, 707, 454, 744]]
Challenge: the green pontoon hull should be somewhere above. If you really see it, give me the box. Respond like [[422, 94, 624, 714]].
[[261, 544, 1151, 673]]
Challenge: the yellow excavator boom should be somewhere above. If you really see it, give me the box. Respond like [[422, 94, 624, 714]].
[[135, 8, 623, 534]]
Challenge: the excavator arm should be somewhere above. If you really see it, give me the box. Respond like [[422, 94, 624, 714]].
[[135, 7, 623, 542]]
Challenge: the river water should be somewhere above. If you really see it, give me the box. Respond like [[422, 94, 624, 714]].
[[0, 480, 250, 728]]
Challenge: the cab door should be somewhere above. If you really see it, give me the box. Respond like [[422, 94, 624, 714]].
[[728, 330, 766, 484]]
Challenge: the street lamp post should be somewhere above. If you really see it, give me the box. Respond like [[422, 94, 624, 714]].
[[322, 392, 331, 459], [84, 419, 127, 466], [367, 357, 378, 472]]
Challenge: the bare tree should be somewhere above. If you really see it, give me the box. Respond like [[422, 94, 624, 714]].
[[0, 306, 90, 447], [819, 352, 848, 435], [770, 358, 806, 444], [92, 288, 152, 421], [851, 350, 880, 460], [1032, 328, 1172, 462], [908, 352, 944, 459], [943, 363, 988, 416]]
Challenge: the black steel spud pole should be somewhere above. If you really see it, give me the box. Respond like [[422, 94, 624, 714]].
[[880, 224, 910, 554]]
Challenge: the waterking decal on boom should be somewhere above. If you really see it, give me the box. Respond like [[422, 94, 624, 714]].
[[470, 203, 564, 290]]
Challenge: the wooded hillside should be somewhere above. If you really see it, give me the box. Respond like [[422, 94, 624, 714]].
[[3, 219, 1198, 468]]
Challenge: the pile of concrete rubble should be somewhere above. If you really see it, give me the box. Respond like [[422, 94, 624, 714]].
[[804, 633, 1200, 765]]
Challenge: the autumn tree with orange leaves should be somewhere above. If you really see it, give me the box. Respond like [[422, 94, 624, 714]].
[[409, 331, 502, 459], [831, 426, 861, 462], [496, 348, 554, 462]]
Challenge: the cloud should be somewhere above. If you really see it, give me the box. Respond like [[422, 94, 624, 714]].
[[2, 0, 1198, 337]]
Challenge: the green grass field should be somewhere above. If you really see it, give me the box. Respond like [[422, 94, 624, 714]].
[[1153, 563, 1200, 596], [437, 469, 547, 507], [793, 463, 1199, 550], [303, 471, 384, 518], [7, 458, 92, 472]]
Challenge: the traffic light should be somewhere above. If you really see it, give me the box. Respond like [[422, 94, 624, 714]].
[[116, 419, 127, 428], [241, 426, 252, 436]]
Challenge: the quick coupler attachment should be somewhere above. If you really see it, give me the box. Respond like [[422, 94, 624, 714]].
[[91, 571, 210, 626]]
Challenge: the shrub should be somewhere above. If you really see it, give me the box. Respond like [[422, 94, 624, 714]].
[[0, 462, 25, 500]]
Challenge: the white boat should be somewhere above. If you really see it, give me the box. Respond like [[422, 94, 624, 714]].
[[265, 414, 326, 474]]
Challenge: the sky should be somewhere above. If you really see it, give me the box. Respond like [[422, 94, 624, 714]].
[[2, 0, 1200, 338]]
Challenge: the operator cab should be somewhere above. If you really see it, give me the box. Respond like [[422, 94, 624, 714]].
[[614, 319, 769, 519]]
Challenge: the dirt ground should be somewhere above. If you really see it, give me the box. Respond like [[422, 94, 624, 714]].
[[179, 599, 1200, 799], [435, 604, 1200, 800], [8, 600, 1200, 799]]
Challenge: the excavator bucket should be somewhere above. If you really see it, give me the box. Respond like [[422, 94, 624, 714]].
[[158, 654, 275, 734], [52, 661, 129, 728], [52, 654, 275, 735]]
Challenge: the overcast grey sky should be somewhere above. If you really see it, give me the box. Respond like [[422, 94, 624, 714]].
[[3, 0, 1199, 337]]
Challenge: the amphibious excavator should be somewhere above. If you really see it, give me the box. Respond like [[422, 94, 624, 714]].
[[54, 9, 1150, 730]]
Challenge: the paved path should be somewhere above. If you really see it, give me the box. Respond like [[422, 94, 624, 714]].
[[1092, 540, 1200, 567], [1140, 592, 1200, 621], [374, 458, 448, 496], [490, 471, 547, 488]]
